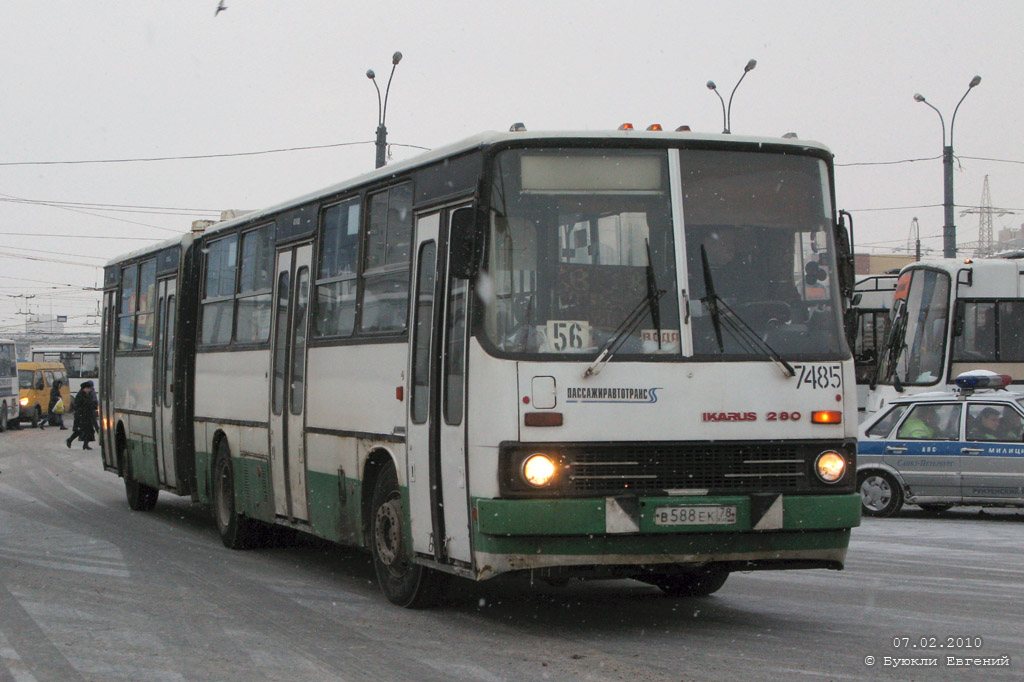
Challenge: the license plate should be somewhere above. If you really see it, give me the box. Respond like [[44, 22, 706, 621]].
[[653, 505, 737, 526]]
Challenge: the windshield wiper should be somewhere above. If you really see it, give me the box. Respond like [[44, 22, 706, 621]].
[[699, 244, 795, 379], [644, 240, 663, 350], [700, 245, 725, 352], [875, 299, 907, 392], [584, 241, 665, 378]]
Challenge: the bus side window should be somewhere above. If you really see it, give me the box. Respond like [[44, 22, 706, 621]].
[[998, 301, 1024, 360], [360, 184, 412, 334], [201, 234, 239, 346], [952, 301, 996, 361], [314, 198, 360, 338]]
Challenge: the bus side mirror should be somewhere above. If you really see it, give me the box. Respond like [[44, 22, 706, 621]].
[[449, 207, 481, 280]]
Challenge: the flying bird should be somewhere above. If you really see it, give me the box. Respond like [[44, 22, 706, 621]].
[[215, 1, 227, 16]]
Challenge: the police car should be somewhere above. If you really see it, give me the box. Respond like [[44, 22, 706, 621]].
[[858, 371, 1024, 516]]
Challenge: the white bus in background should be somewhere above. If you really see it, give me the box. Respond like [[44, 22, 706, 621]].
[[0, 338, 17, 432], [849, 274, 898, 414], [868, 257, 1024, 416], [100, 129, 861, 608], [31, 346, 100, 396]]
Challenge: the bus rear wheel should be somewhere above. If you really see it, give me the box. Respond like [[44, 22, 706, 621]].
[[212, 441, 261, 549], [30, 406, 40, 428], [639, 565, 730, 597], [370, 463, 446, 608], [0, 404, 7, 432]]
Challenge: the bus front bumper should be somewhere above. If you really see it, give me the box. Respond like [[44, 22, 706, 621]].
[[471, 493, 860, 580]]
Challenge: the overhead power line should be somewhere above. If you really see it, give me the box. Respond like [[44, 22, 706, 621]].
[[0, 140, 431, 167], [837, 155, 941, 167], [0, 231, 161, 241], [0, 251, 101, 268], [0, 192, 184, 234], [959, 155, 1024, 166], [838, 153, 1024, 167], [845, 202, 1024, 213], [0, 196, 221, 217], [0, 244, 108, 261], [0, 273, 95, 287]]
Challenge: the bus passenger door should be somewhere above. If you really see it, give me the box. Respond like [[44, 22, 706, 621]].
[[269, 244, 313, 522], [100, 289, 117, 469], [154, 278, 177, 488], [407, 208, 472, 566]]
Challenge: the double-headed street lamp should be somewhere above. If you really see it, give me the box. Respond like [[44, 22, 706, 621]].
[[366, 51, 403, 169], [706, 59, 757, 134], [914, 75, 982, 258]]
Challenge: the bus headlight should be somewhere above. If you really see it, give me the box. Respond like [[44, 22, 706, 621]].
[[815, 451, 846, 483], [522, 454, 556, 487], [19, 397, 29, 407]]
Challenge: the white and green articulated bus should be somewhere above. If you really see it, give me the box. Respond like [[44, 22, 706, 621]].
[[100, 129, 861, 607]]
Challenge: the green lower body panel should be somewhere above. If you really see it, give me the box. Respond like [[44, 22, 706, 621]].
[[195, 449, 213, 503], [126, 437, 159, 489], [191, 451, 366, 546], [235, 456, 274, 523], [307, 470, 364, 546], [471, 493, 860, 579]]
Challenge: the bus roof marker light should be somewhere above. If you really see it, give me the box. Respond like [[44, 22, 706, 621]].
[[509, 122, 527, 132], [675, 125, 691, 132], [646, 124, 663, 131], [618, 123, 634, 130]]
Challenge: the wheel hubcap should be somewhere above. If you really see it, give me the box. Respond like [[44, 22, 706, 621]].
[[375, 497, 405, 571], [861, 475, 892, 511]]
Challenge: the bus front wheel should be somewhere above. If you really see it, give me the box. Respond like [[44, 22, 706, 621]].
[[30, 406, 40, 428], [124, 461, 159, 513], [370, 463, 446, 608], [212, 441, 261, 550]]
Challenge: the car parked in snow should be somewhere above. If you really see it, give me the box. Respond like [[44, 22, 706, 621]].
[[858, 371, 1024, 516]]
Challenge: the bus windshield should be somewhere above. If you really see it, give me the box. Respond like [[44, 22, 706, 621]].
[[883, 269, 951, 386], [482, 147, 843, 359]]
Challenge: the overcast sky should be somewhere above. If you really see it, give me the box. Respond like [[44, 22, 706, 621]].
[[2, 0, 1022, 334]]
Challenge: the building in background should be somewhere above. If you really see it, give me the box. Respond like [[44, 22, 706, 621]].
[[855, 253, 916, 276]]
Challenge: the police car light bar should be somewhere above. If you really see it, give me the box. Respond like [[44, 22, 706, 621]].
[[954, 371, 1012, 391]]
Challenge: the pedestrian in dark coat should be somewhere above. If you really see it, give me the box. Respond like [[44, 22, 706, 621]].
[[66, 381, 98, 450], [41, 379, 67, 429]]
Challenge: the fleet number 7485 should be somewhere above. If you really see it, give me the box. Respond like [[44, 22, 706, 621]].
[[792, 364, 841, 389]]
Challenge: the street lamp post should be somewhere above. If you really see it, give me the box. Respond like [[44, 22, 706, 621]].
[[366, 51, 403, 169], [706, 59, 757, 134], [914, 75, 981, 258]]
